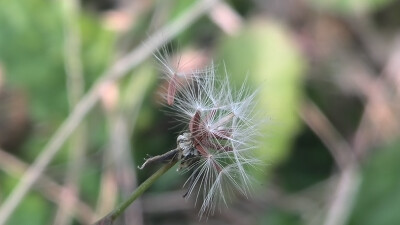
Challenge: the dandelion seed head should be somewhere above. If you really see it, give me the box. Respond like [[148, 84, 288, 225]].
[[153, 47, 263, 218]]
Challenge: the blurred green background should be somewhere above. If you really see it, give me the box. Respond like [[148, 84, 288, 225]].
[[0, 0, 400, 225]]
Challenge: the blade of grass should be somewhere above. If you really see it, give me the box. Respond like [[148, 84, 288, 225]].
[[54, 0, 87, 224], [93, 161, 177, 225]]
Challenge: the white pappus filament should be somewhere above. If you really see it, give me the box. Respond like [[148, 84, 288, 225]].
[[154, 46, 262, 218]]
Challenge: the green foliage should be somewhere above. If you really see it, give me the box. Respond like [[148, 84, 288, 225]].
[[0, 0, 65, 121], [3, 175, 51, 225], [8, 193, 51, 225], [217, 20, 306, 168], [258, 208, 303, 225], [0, 0, 114, 127], [0, 0, 115, 223], [307, 0, 396, 13], [349, 142, 400, 225]]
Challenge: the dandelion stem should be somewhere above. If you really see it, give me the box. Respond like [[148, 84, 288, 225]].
[[93, 160, 177, 225]]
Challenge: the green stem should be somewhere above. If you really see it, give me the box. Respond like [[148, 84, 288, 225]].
[[94, 161, 177, 225]]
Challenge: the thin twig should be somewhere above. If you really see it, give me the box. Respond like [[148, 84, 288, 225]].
[[94, 84, 121, 218], [299, 99, 361, 225], [0, 149, 96, 224], [54, 0, 87, 224], [0, 0, 219, 224], [95, 158, 119, 219], [322, 165, 361, 225], [93, 161, 177, 225], [108, 113, 143, 225], [104, 72, 154, 225], [299, 99, 356, 170]]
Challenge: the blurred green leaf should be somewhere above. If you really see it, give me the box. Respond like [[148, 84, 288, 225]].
[[258, 208, 303, 225], [9, 193, 51, 225], [349, 142, 400, 225], [4, 177, 51, 225], [307, 0, 396, 14], [217, 20, 305, 170]]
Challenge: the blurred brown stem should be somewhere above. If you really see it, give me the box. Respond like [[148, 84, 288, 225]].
[[299, 99, 356, 170], [299, 99, 361, 225], [54, 0, 87, 224], [0, 149, 95, 224]]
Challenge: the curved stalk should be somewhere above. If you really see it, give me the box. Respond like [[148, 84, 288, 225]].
[[93, 161, 177, 225]]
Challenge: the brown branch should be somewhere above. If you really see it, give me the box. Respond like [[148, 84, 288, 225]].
[[0, 149, 95, 224], [299, 99, 361, 225], [299, 99, 356, 170]]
